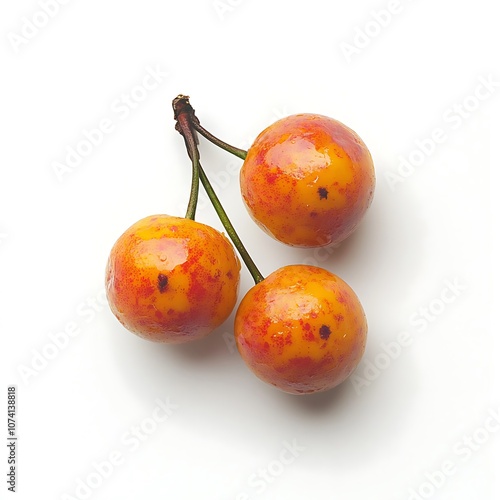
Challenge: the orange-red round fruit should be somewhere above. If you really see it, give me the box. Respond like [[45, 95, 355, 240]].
[[105, 214, 241, 343], [240, 113, 375, 247], [234, 265, 367, 394]]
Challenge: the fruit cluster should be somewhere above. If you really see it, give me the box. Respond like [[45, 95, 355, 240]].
[[105, 96, 375, 395]]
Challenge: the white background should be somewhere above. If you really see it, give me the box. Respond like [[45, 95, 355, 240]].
[[1, 1, 499, 499]]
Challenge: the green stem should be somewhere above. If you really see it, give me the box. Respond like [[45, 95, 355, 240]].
[[172, 95, 264, 285], [173, 95, 199, 220], [192, 121, 248, 160], [197, 164, 263, 284]]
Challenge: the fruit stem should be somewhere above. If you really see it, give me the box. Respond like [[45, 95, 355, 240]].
[[172, 95, 264, 284], [173, 95, 199, 220], [192, 121, 248, 160], [197, 164, 264, 284]]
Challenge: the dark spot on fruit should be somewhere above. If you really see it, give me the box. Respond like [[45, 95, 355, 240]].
[[318, 187, 328, 200], [310, 212, 318, 217], [319, 324, 331, 340], [157, 273, 169, 293]]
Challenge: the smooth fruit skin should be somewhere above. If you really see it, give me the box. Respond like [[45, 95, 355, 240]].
[[105, 215, 241, 343], [240, 114, 375, 248], [234, 265, 367, 394]]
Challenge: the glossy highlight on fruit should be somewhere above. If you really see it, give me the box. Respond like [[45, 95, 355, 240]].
[[240, 113, 375, 248], [105, 214, 241, 343], [234, 265, 367, 394]]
